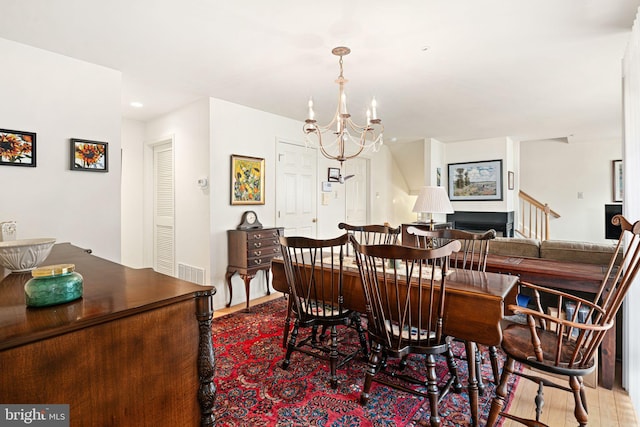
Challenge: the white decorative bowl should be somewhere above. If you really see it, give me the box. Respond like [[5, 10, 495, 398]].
[[0, 238, 56, 273]]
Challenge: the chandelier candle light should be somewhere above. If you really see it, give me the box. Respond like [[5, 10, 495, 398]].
[[303, 47, 384, 166]]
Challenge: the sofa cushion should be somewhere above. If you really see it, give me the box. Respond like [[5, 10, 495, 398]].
[[488, 237, 540, 258], [540, 240, 618, 265]]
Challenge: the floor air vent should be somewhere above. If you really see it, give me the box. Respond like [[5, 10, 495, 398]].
[[177, 263, 205, 285]]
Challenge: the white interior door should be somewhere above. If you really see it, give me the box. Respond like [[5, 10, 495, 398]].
[[276, 141, 317, 237], [345, 157, 369, 224], [153, 142, 175, 276]]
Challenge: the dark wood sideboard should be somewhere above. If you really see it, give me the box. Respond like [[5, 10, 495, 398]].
[[226, 227, 283, 311], [0, 243, 216, 427]]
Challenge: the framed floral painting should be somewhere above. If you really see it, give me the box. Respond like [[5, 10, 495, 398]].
[[0, 128, 36, 167], [231, 154, 265, 205], [70, 139, 108, 172]]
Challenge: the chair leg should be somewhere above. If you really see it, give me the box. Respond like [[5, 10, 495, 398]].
[[350, 313, 369, 357], [534, 380, 544, 421], [475, 345, 486, 396], [311, 324, 320, 344], [399, 355, 408, 370], [425, 354, 441, 427], [487, 356, 516, 425], [445, 339, 463, 393], [281, 320, 299, 370], [329, 325, 339, 389], [578, 376, 588, 413], [489, 345, 500, 384], [570, 375, 589, 426], [360, 342, 382, 405], [282, 297, 292, 349]]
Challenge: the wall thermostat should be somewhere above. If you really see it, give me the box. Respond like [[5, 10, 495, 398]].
[[197, 177, 209, 189]]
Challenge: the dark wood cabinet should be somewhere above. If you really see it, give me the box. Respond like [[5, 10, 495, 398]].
[[226, 227, 283, 311], [0, 243, 216, 427]]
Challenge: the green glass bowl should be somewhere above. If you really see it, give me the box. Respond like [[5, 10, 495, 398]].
[[24, 263, 83, 307]]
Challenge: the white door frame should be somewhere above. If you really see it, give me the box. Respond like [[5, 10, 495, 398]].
[[143, 134, 175, 271]]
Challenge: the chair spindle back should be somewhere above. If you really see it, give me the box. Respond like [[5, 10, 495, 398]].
[[278, 234, 351, 322], [338, 222, 400, 255], [406, 226, 496, 272], [351, 236, 462, 356]]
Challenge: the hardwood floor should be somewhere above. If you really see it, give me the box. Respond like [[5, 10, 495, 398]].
[[216, 293, 639, 426], [501, 363, 638, 427]]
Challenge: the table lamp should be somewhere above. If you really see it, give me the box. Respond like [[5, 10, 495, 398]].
[[412, 186, 454, 225]]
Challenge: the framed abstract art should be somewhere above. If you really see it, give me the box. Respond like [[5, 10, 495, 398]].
[[231, 154, 265, 205]]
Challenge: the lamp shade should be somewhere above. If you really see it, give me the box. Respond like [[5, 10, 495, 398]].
[[412, 186, 454, 214]]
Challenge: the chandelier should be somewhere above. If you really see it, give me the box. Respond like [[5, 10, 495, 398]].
[[303, 46, 384, 165]]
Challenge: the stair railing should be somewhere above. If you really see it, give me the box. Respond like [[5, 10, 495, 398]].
[[518, 190, 560, 241]]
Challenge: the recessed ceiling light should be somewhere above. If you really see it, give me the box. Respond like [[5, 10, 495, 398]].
[[130, 101, 144, 108], [421, 46, 430, 52]]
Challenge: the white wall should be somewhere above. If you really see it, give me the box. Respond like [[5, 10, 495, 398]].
[[209, 98, 302, 309], [316, 155, 347, 239], [121, 118, 145, 267], [0, 38, 122, 261], [315, 145, 412, 238], [143, 99, 212, 280], [370, 146, 414, 226], [622, 7, 640, 413], [520, 138, 621, 243], [206, 98, 411, 308], [444, 137, 517, 214], [388, 153, 416, 227]]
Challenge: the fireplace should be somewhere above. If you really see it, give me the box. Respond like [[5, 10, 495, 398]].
[[446, 211, 514, 237]]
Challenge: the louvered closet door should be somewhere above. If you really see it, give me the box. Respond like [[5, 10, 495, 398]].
[[153, 142, 175, 276]]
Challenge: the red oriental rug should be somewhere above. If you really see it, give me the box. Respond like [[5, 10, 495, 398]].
[[213, 297, 519, 426]]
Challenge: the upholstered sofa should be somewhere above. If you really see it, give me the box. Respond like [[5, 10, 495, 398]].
[[488, 237, 621, 266]]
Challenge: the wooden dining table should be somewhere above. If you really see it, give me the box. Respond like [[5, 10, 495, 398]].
[[271, 256, 519, 426]]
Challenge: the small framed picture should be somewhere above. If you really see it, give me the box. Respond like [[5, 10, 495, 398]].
[[0, 128, 36, 167], [70, 139, 108, 172], [231, 154, 265, 205], [612, 159, 623, 202], [328, 167, 340, 182]]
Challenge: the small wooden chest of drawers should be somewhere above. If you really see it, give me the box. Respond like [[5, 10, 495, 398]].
[[226, 227, 283, 310]]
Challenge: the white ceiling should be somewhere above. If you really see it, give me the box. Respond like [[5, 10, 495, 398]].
[[0, 0, 638, 145]]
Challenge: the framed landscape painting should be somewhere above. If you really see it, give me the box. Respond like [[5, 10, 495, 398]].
[[0, 128, 36, 167], [70, 139, 108, 172], [448, 159, 503, 201], [231, 154, 265, 205]]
